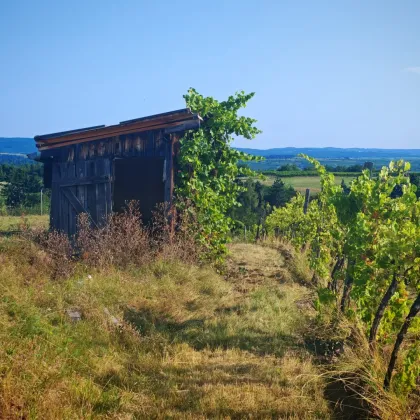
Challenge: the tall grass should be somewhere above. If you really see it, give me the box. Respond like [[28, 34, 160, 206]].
[[1, 207, 416, 418], [0, 223, 332, 418], [304, 293, 419, 419]]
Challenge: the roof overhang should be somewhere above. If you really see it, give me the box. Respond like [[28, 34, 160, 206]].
[[35, 108, 201, 151]]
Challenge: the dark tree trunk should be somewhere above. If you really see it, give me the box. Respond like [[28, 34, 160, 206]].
[[384, 293, 420, 389], [369, 273, 398, 350], [329, 256, 345, 292], [340, 262, 354, 312]]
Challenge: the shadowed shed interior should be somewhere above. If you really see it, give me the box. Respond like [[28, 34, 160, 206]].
[[113, 157, 165, 222]]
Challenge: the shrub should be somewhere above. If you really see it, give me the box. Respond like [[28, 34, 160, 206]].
[[76, 201, 151, 269]]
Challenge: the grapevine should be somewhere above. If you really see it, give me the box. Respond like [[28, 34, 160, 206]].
[[177, 88, 261, 261], [266, 157, 420, 392]]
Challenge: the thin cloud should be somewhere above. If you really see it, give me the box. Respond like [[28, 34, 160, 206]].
[[404, 67, 420, 74]]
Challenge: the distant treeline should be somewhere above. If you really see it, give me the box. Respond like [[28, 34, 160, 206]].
[[237, 146, 420, 159], [276, 162, 368, 173], [0, 154, 30, 165], [0, 163, 42, 181], [260, 170, 363, 178], [0, 163, 50, 215], [260, 169, 420, 181]]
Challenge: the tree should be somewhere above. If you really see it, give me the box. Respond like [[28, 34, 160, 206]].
[[276, 163, 300, 172], [265, 179, 295, 207], [229, 179, 261, 228], [409, 173, 420, 198], [0, 163, 43, 209]]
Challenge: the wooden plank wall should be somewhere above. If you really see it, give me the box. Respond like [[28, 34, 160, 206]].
[[48, 128, 171, 236], [51, 159, 112, 235]]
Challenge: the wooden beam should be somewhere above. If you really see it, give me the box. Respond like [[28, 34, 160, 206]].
[[37, 110, 192, 144], [36, 114, 200, 148], [61, 187, 98, 228], [163, 119, 200, 134], [61, 187, 86, 215], [37, 118, 199, 151]]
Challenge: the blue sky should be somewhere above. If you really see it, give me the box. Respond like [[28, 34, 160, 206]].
[[0, 0, 419, 149]]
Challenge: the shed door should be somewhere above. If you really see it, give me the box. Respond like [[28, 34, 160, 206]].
[[50, 159, 112, 236]]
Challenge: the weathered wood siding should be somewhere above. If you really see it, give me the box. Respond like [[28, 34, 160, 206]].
[[50, 159, 112, 235], [48, 128, 173, 236]]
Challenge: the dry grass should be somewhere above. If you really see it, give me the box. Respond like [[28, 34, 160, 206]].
[[303, 301, 419, 420], [0, 236, 332, 418]]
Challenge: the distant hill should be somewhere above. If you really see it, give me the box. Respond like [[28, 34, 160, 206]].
[[0, 138, 36, 164], [0, 138, 36, 154], [2, 138, 419, 159], [236, 147, 420, 159], [1, 137, 420, 167]]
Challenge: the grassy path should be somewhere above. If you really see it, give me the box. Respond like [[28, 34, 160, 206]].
[[0, 239, 337, 418]]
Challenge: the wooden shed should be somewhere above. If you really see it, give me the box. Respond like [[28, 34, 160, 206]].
[[31, 109, 201, 235]]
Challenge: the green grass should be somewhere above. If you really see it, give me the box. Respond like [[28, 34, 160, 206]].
[[0, 214, 49, 232], [262, 175, 357, 194], [1, 236, 414, 418], [0, 238, 331, 419]]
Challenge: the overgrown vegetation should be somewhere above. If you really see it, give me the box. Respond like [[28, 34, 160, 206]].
[[177, 88, 261, 261], [266, 157, 420, 415], [229, 178, 296, 236], [0, 208, 334, 418]]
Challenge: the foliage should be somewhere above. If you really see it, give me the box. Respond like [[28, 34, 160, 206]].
[[0, 163, 49, 214], [274, 162, 364, 174], [276, 163, 300, 172], [229, 179, 261, 228], [409, 173, 420, 198], [394, 342, 420, 394], [229, 177, 296, 238], [266, 156, 420, 393], [265, 178, 296, 208], [325, 163, 364, 173], [266, 195, 309, 248], [266, 155, 342, 280], [177, 88, 261, 261]]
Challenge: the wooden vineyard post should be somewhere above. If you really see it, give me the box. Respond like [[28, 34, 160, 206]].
[[303, 188, 310, 214]]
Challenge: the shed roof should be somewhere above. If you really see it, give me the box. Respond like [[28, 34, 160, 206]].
[[35, 108, 201, 151]]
